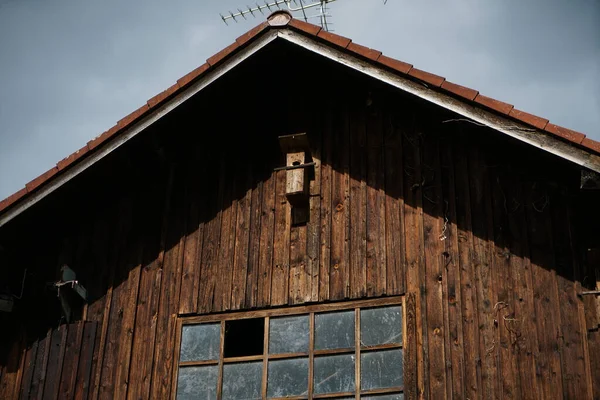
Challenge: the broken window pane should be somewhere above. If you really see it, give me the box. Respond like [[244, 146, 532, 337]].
[[361, 349, 403, 391], [267, 358, 309, 398], [313, 354, 355, 394], [315, 310, 355, 350], [180, 323, 220, 362], [360, 306, 402, 346], [362, 394, 404, 400], [269, 315, 309, 354], [222, 361, 263, 400], [176, 365, 218, 400]]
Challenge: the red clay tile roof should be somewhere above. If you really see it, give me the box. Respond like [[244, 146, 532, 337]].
[[0, 10, 598, 216]]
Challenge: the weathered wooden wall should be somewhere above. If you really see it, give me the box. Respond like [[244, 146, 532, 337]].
[[1, 43, 599, 399]]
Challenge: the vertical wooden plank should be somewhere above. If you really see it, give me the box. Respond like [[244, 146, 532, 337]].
[[289, 218, 309, 304], [213, 158, 238, 312], [0, 330, 25, 400], [404, 293, 418, 400], [319, 110, 333, 302], [245, 179, 263, 309], [421, 131, 447, 399], [503, 173, 539, 400], [232, 165, 253, 310], [330, 104, 350, 300], [20, 341, 38, 400], [74, 321, 98, 400], [349, 103, 367, 299], [257, 171, 275, 308], [440, 137, 465, 399], [178, 166, 205, 315], [524, 181, 564, 399], [489, 167, 520, 400], [402, 112, 427, 399], [58, 322, 84, 400], [271, 169, 291, 306], [29, 329, 51, 400], [128, 173, 172, 400], [151, 165, 186, 399], [307, 121, 322, 303], [384, 108, 405, 296], [452, 141, 482, 400], [468, 146, 498, 399], [42, 325, 67, 400], [366, 103, 386, 297]]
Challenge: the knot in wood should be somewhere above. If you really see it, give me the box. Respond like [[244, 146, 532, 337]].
[[433, 327, 442, 336], [335, 203, 344, 212]]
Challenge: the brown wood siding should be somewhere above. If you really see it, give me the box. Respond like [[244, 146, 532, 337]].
[[1, 65, 598, 399]]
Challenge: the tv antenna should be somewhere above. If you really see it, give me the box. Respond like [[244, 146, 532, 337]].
[[221, 0, 337, 32]]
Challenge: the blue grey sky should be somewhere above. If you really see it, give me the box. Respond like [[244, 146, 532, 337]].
[[0, 0, 598, 200]]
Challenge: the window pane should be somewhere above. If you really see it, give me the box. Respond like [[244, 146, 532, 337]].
[[222, 361, 262, 400], [314, 354, 355, 394], [176, 365, 218, 400], [362, 394, 404, 400], [269, 315, 309, 354], [360, 306, 402, 346], [361, 349, 403, 390], [180, 323, 220, 362], [222, 361, 263, 400], [267, 358, 309, 398], [315, 310, 355, 350]]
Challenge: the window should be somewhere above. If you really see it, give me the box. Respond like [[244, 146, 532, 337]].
[[175, 297, 404, 399]]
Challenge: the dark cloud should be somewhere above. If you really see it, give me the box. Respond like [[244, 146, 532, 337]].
[[0, 0, 598, 199]]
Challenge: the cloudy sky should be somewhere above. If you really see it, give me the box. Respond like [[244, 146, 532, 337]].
[[0, 0, 598, 200]]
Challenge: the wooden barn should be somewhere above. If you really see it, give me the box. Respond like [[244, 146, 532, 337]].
[[1, 10, 600, 400]]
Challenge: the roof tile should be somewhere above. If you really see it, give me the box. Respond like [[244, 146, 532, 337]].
[[288, 18, 321, 36], [207, 42, 240, 67], [0, 188, 27, 213], [26, 167, 58, 193], [147, 83, 180, 109], [347, 42, 382, 61], [474, 94, 513, 115], [117, 104, 150, 129], [57, 145, 90, 171], [236, 21, 269, 46], [408, 68, 445, 87], [441, 81, 478, 101], [177, 63, 210, 88], [317, 30, 351, 48], [582, 138, 600, 154], [88, 125, 120, 150], [378, 55, 412, 74], [509, 109, 549, 130], [545, 123, 585, 144]]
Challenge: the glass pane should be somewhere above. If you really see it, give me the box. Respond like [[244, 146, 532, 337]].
[[176, 365, 218, 400], [222, 361, 263, 400], [313, 354, 355, 394], [269, 315, 309, 354], [315, 310, 355, 350], [267, 358, 309, 398], [362, 394, 404, 400], [361, 306, 402, 346], [361, 349, 403, 390], [180, 323, 220, 362]]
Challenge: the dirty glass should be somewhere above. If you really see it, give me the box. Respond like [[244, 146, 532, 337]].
[[176, 365, 218, 400], [315, 310, 355, 350], [222, 361, 263, 400], [269, 315, 309, 354], [179, 323, 220, 362], [360, 306, 402, 346], [361, 349, 403, 390], [362, 394, 404, 400], [267, 358, 309, 398], [313, 354, 355, 394]]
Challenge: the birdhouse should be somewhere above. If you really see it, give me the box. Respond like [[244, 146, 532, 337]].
[[278, 133, 312, 206]]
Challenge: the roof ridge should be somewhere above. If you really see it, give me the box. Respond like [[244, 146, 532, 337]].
[[1, 12, 598, 215]]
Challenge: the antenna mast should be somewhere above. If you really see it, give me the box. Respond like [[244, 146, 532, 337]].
[[221, 0, 336, 31]]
